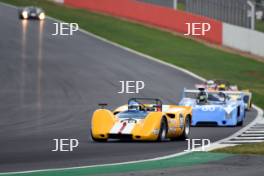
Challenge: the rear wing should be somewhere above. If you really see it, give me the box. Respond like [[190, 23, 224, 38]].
[[182, 89, 200, 99], [195, 82, 239, 91], [182, 88, 245, 99], [241, 90, 252, 96], [195, 84, 206, 89]]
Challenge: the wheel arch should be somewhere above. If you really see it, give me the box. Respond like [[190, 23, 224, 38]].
[[161, 115, 168, 132]]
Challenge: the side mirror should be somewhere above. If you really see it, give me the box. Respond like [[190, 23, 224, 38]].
[[98, 103, 108, 109]]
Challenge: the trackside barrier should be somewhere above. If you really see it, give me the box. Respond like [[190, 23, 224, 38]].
[[53, 0, 64, 3], [223, 23, 264, 57], [60, 0, 263, 57], [64, 0, 222, 44]]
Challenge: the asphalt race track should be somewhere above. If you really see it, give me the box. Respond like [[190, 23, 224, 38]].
[[0, 4, 258, 172]]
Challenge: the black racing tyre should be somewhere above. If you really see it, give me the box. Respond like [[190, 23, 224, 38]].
[[249, 101, 252, 110], [157, 118, 167, 142], [237, 109, 246, 127], [237, 120, 244, 127], [178, 116, 191, 140]]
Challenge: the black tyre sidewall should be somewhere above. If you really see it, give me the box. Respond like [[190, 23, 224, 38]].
[[157, 119, 167, 142], [178, 117, 190, 140]]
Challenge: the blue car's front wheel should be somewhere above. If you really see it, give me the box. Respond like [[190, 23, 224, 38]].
[[237, 120, 244, 126]]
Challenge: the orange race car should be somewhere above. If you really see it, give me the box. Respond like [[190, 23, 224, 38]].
[[91, 98, 192, 142]]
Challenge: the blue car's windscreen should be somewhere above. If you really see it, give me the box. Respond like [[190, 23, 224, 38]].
[[117, 110, 148, 119], [208, 93, 225, 102]]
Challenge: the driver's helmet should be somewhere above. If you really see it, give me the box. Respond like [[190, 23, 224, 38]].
[[155, 105, 162, 112], [197, 92, 208, 103], [128, 101, 140, 111], [207, 80, 214, 87], [218, 84, 226, 91], [218, 92, 226, 101]]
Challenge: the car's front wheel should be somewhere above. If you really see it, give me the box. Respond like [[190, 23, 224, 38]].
[[237, 120, 244, 126]]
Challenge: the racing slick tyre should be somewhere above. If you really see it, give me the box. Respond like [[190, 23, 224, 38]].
[[91, 130, 107, 142], [237, 120, 244, 127], [177, 116, 191, 140], [249, 101, 252, 111], [157, 118, 168, 142]]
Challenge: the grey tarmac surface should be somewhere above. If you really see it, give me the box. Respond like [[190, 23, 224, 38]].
[[100, 154, 264, 176], [0, 3, 258, 172]]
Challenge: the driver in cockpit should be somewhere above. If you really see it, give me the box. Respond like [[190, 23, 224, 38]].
[[197, 91, 208, 105], [128, 101, 140, 111]]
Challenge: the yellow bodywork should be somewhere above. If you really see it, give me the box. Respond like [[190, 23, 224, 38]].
[[91, 105, 192, 141], [241, 89, 253, 110]]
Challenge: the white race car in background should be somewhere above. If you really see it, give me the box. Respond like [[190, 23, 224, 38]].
[[18, 6, 45, 20]]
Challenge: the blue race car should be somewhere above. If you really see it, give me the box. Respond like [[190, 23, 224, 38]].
[[179, 88, 246, 126]]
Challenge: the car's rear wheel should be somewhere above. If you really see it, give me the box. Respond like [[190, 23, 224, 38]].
[[157, 118, 167, 142], [249, 101, 252, 110], [178, 116, 191, 140]]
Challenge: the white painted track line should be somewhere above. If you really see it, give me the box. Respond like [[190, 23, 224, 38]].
[[240, 134, 264, 137], [223, 140, 264, 144], [245, 131, 264, 134], [234, 136, 264, 140]]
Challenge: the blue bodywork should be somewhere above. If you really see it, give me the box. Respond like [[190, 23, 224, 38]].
[[179, 90, 246, 126]]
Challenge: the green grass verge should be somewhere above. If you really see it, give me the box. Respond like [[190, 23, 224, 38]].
[[256, 20, 264, 33], [0, 152, 231, 176], [212, 142, 264, 155], [1, 0, 264, 109], [177, 2, 186, 11]]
